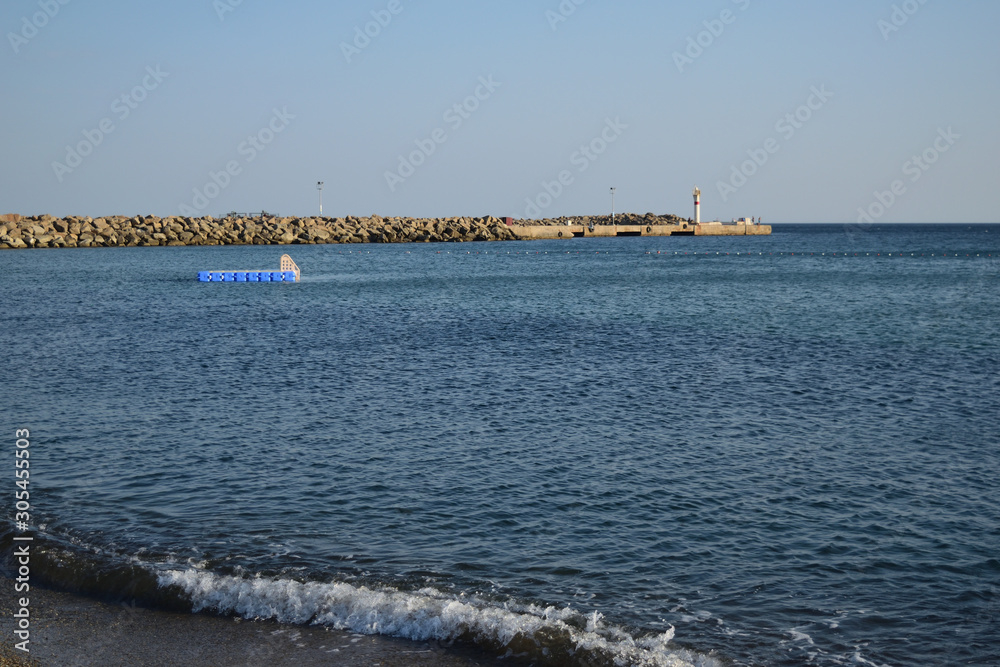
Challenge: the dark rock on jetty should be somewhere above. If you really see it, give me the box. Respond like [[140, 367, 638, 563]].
[[0, 212, 686, 249], [524, 212, 687, 227]]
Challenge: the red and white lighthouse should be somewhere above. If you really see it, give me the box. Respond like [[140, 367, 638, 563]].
[[693, 186, 701, 224]]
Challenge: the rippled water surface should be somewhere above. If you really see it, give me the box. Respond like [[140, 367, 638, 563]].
[[3, 224, 999, 666]]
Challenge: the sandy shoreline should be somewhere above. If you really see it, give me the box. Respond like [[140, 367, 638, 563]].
[[0, 578, 502, 666]]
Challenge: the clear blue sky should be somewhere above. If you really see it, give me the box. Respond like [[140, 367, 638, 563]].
[[2, 0, 998, 222]]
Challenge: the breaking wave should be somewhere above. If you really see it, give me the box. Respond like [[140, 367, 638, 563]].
[[158, 568, 722, 667]]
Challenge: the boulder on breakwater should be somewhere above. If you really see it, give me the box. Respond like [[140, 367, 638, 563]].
[[0, 212, 687, 249]]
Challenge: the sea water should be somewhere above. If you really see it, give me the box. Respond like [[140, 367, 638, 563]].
[[2, 224, 998, 666]]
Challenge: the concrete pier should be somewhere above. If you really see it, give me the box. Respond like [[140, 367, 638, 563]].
[[512, 221, 771, 239]]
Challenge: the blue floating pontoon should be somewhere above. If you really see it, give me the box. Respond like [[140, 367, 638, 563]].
[[198, 254, 300, 283]]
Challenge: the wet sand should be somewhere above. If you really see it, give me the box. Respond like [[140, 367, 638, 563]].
[[1, 579, 502, 666]]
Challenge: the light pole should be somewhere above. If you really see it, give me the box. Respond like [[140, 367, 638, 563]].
[[610, 187, 616, 225], [317, 181, 324, 217]]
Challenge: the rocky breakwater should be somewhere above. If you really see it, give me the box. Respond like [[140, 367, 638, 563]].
[[0, 212, 692, 249], [0, 213, 525, 249], [519, 212, 688, 227]]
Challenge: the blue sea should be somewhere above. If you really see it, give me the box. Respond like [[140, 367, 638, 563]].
[[3, 224, 999, 666]]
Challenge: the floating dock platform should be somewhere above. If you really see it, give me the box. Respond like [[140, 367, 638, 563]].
[[198, 254, 300, 282], [513, 221, 771, 239]]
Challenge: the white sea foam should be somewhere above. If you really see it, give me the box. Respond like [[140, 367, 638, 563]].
[[787, 629, 814, 645], [158, 568, 722, 667]]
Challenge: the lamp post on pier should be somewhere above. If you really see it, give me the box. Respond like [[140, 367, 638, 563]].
[[610, 187, 617, 225]]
